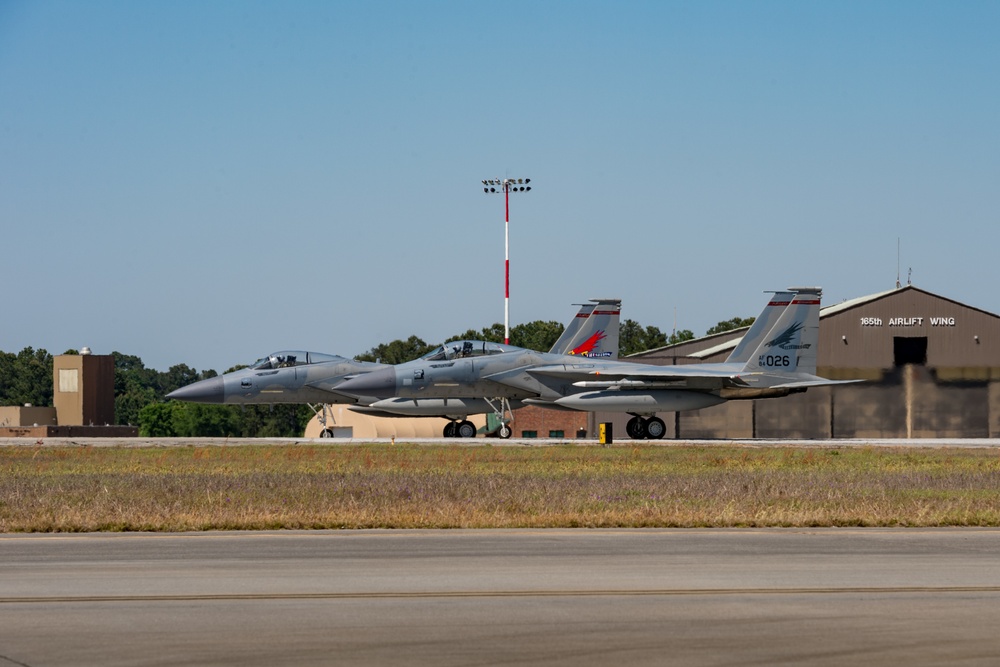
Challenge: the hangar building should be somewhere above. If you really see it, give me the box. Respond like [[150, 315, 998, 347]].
[[594, 284, 1000, 439]]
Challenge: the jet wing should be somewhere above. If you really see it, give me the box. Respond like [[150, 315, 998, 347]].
[[764, 378, 866, 389], [471, 366, 550, 399], [302, 378, 365, 402], [483, 363, 560, 383]]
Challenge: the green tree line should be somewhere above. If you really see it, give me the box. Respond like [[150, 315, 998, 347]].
[[1, 314, 752, 437]]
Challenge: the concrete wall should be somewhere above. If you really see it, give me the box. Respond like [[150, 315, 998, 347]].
[[661, 368, 998, 440], [0, 425, 138, 437], [0, 406, 58, 427]]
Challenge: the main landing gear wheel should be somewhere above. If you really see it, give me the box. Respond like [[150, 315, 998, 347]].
[[497, 424, 512, 439], [626, 416, 666, 440], [456, 420, 477, 438], [645, 417, 666, 440], [626, 416, 646, 440], [443, 422, 457, 438]]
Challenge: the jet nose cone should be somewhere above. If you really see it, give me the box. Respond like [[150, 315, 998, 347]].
[[166, 376, 225, 404], [336, 367, 397, 397]]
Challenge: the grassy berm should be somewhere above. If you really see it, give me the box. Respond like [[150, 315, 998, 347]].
[[3, 444, 1000, 532]]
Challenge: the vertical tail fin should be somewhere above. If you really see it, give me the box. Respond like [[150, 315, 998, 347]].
[[585, 299, 622, 360], [552, 298, 622, 360], [725, 291, 795, 364], [548, 302, 597, 354], [741, 288, 822, 375]]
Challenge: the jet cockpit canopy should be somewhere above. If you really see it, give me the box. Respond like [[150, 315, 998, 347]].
[[250, 351, 346, 370], [420, 340, 514, 362]]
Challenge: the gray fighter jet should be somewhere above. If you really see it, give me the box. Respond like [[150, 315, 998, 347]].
[[335, 288, 858, 439], [515, 287, 862, 438], [344, 298, 623, 437], [165, 351, 389, 405], [166, 298, 621, 438]]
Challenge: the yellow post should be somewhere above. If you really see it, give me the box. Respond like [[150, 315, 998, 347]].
[[598, 422, 613, 445]]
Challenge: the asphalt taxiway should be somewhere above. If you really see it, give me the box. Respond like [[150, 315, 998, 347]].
[[3, 529, 1000, 666]]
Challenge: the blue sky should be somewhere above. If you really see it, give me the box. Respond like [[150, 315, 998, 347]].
[[2, 1, 998, 372]]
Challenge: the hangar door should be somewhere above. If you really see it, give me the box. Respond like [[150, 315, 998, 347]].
[[893, 337, 927, 366]]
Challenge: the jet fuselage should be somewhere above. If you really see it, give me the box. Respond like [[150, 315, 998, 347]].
[[166, 351, 387, 405]]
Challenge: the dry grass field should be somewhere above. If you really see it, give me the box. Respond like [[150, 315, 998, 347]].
[[3, 443, 1000, 531]]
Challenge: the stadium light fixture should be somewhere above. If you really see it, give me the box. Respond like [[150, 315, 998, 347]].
[[482, 177, 532, 344]]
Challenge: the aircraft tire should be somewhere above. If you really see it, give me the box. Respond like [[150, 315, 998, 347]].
[[645, 417, 666, 439], [497, 424, 512, 439], [443, 422, 458, 438], [457, 420, 477, 438], [626, 416, 645, 440], [320, 429, 334, 438]]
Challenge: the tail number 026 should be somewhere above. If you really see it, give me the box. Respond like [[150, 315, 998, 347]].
[[759, 354, 791, 368]]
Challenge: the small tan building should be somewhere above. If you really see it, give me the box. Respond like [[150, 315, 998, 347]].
[[596, 285, 1000, 439], [53, 353, 116, 427], [303, 404, 588, 439], [0, 406, 57, 429], [304, 406, 485, 439], [0, 351, 137, 437]]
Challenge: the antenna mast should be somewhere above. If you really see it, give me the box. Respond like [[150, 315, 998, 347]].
[[896, 236, 902, 289]]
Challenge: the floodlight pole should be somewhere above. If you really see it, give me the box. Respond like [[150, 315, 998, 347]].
[[482, 177, 531, 344]]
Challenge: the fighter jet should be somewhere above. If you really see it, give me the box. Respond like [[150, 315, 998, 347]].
[[343, 299, 623, 438], [528, 287, 862, 438], [335, 288, 858, 440], [166, 298, 621, 438], [165, 351, 389, 405]]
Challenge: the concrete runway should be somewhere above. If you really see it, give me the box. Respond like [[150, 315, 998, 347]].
[[3, 529, 1000, 666]]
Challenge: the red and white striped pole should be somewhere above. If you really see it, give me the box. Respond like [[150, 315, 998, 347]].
[[504, 181, 510, 344], [483, 178, 531, 345]]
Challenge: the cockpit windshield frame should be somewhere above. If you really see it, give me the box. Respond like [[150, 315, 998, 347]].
[[419, 340, 510, 362], [249, 350, 345, 370]]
